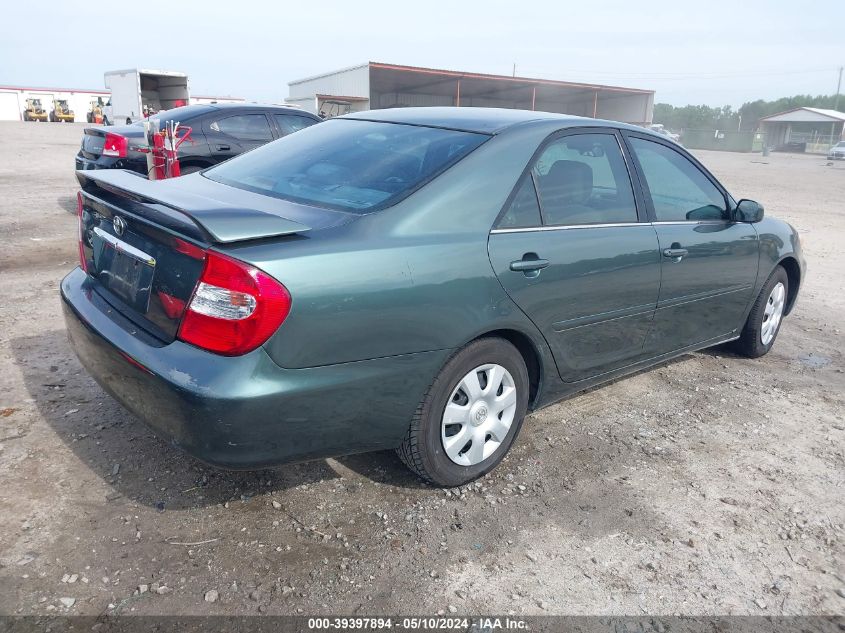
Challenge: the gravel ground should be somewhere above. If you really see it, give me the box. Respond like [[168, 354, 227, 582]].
[[0, 121, 843, 617]]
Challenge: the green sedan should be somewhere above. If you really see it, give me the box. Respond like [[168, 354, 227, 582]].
[[62, 107, 805, 487]]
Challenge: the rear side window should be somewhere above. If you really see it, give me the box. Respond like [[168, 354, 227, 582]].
[[497, 176, 542, 228], [275, 114, 318, 135], [531, 133, 638, 226], [204, 119, 488, 212], [628, 137, 728, 221], [210, 114, 274, 141]]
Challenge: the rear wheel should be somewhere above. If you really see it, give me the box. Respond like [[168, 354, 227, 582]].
[[396, 338, 529, 487], [733, 266, 789, 358]]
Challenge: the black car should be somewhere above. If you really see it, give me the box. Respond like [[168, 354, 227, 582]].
[[75, 103, 321, 176]]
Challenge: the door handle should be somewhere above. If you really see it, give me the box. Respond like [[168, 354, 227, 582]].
[[662, 247, 688, 259], [216, 144, 231, 151], [510, 257, 550, 272]]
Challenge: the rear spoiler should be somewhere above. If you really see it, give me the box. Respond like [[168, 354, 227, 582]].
[[76, 169, 311, 244]]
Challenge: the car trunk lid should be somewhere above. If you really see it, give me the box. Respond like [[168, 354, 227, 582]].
[[76, 170, 337, 344], [80, 125, 145, 160]]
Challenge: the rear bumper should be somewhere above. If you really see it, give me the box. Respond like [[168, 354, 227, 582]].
[[75, 152, 147, 175], [61, 267, 447, 469]]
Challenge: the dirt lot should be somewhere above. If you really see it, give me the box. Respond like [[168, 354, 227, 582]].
[[0, 121, 843, 617]]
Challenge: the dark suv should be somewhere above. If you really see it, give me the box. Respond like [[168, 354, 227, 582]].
[[75, 103, 320, 176]]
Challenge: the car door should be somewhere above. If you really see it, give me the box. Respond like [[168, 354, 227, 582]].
[[487, 129, 662, 383], [623, 133, 759, 354], [204, 112, 276, 163]]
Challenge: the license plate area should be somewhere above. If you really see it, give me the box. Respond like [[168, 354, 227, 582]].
[[92, 227, 156, 314]]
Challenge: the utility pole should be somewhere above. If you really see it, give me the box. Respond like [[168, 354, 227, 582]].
[[833, 66, 843, 143]]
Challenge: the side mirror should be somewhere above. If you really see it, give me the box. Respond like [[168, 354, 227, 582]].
[[734, 199, 764, 223]]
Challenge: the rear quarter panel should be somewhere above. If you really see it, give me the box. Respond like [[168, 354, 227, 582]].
[[220, 123, 558, 370]]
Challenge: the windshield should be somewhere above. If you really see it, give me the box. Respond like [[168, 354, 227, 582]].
[[204, 119, 489, 213]]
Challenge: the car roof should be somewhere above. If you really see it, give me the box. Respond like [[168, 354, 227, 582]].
[[343, 106, 642, 135], [205, 102, 314, 115]]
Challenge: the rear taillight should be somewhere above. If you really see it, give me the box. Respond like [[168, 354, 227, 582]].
[[177, 251, 291, 356], [102, 132, 127, 157], [77, 191, 88, 272]]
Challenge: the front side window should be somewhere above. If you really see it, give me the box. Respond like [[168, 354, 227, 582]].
[[531, 133, 638, 226], [628, 137, 727, 221], [210, 114, 274, 141], [205, 119, 488, 212]]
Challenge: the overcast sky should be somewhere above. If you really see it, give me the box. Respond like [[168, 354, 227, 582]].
[[1, 0, 842, 107]]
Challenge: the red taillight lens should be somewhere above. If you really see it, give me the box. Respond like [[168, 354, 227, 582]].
[[77, 191, 88, 272], [102, 132, 127, 158], [177, 251, 291, 356]]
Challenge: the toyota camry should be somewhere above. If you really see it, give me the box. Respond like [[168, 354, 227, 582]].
[[61, 107, 805, 486]]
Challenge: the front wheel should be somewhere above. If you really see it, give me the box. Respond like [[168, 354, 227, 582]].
[[733, 266, 789, 358], [396, 338, 529, 487]]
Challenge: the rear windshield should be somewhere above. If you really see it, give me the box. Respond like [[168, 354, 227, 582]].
[[137, 105, 214, 127], [203, 119, 489, 212]]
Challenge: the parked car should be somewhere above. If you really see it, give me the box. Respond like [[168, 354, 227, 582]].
[[827, 140, 845, 160], [62, 107, 805, 487], [75, 103, 320, 176], [648, 123, 681, 143]]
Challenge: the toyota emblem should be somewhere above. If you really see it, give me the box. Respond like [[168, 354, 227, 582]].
[[113, 216, 127, 236]]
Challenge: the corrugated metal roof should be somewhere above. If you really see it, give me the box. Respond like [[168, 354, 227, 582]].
[[368, 61, 654, 95], [0, 85, 108, 94], [288, 63, 369, 86], [761, 106, 845, 122]]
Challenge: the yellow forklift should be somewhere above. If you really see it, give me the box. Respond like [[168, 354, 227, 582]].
[[23, 98, 48, 122], [50, 99, 75, 122]]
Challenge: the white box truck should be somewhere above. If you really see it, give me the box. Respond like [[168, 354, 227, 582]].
[[103, 69, 190, 126]]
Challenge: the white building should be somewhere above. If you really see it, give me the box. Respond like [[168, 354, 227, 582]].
[[759, 107, 845, 153], [0, 85, 109, 122], [288, 61, 655, 124]]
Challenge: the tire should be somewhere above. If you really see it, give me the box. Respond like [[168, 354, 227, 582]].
[[126, 117, 132, 125], [396, 337, 529, 487], [733, 266, 789, 358]]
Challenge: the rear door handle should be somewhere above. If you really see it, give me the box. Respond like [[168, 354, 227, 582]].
[[662, 248, 688, 259], [510, 257, 550, 272], [216, 144, 231, 151]]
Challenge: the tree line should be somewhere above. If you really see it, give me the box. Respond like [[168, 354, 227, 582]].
[[653, 94, 844, 132]]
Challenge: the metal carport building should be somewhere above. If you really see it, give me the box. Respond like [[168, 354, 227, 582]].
[[287, 62, 654, 125], [759, 107, 845, 153]]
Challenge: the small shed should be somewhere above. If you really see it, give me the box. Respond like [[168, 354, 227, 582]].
[[759, 107, 845, 152]]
